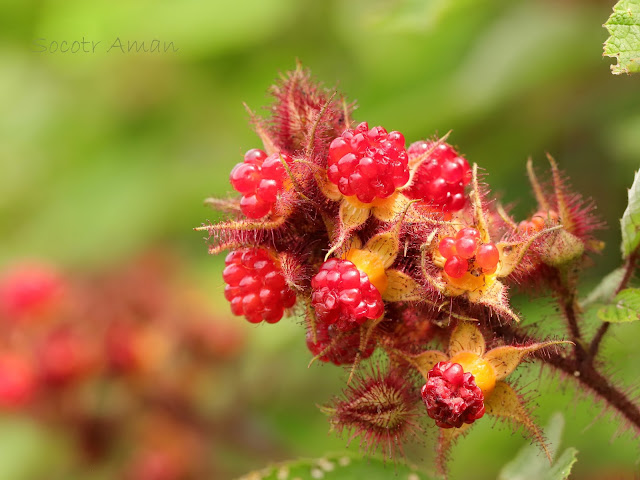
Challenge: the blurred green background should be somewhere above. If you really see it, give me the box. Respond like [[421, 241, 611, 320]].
[[0, 0, 639, 478]]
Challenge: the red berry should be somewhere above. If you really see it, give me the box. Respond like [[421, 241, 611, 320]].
[[455, 227, 480, 241], [229, 149, 293, 219], [0, 264, 65, 322], [0, 353, 36, 409], [441, 159, 463, 184], [438, 237, 457, 259], [328, 122, 409, 203], [105, 322, 141, 375], [311, 258, 384, 331], [476, 243, 499, 271], [39, 328, 95, 387], [455, 236, 479, 259], [127, 449, 182, 480], [223, 248, 296, 324], [306, 322, 374, 365], [421, 361, 485, 428], [243, 148, 268, 165], [404, 141, 471, 212], [444, 256, 468, 279]]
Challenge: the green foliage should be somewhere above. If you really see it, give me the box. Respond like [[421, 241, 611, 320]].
[[0, 417, 72, 480], [621, 170, 640, 258], [237, 454, 435, 480], [580, 267, 625, 308], [597, 288, 640, 323], [498, 413, 578, 480], [604, 0, 640, 74]]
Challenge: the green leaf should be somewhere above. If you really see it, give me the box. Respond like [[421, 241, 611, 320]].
[[580, 267, 625, 308], [621, 170, 640, 258], [498, 412, 578, 480], [604, 0, 640, 74], [597, 288, 640, 323], [237, 453, 436, 480], [543, 448, 579, 480]]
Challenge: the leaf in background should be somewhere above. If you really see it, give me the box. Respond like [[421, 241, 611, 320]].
[[580, 267, 625, 308], [597, 288, 640, 323], [237, 454, 436, 480], [604, 0, 640, 74], [498, 412, 578, 480], [0, 417, 72, 480], [620, 170, 640, 258]]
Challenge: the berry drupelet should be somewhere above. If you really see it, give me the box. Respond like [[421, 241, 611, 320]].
[[421, 361, 485, 429], [229, 149, 294, 219], [223, 248, 296, 324], [327, 122, 410, 204], [404, 141, 471, 213]]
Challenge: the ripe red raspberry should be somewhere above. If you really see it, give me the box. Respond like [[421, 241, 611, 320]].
[[421, 361, 485, 428], [311, 258, 384, 331], [229, 149, 293, 219], [327, 122, 409, 203], [223, 248, 296, 324], [306, 321, 374, 365], [0, 353, 36, 409], [403, 141, 471, 212]]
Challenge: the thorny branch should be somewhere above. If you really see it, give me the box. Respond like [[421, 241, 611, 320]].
[[588, 248, 639, 358], [495, 321, 640, 433]]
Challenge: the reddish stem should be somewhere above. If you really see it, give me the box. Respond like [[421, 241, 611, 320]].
[[494, 323, 640, 433], [588, 250, 638, 357]]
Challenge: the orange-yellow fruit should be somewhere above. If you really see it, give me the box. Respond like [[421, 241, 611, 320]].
[[345, 249, 388, 294]]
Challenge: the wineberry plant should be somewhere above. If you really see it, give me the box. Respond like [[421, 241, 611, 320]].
[[197, 65, 640, 478]]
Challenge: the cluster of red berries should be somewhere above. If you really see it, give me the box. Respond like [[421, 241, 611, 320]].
[[311, 258, 384, 331], [438, 227, 500, 278], [203, 68, 608, 471], [421, 361, 485, 428], [229, 148, 294, 219], [404, 141, 472, 212], [223, 248, 296, 324], [0, 257, 247, 480], [328, 122, 410, 203]]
